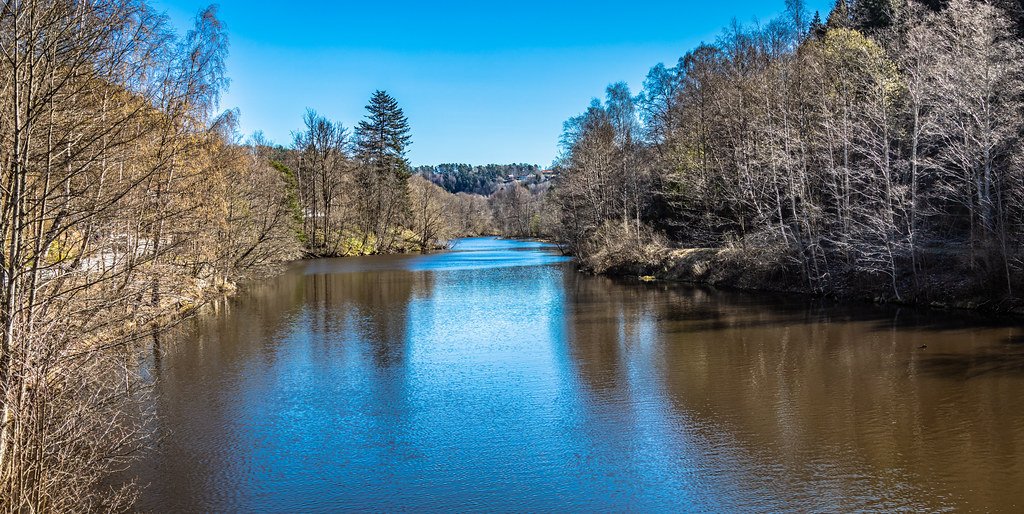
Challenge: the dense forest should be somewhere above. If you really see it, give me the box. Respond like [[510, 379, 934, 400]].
[[6, 0, 1024, 510], [0, 1, 559, 507], [256, 99, 494, 258], [0, 2, 310, 509], [406, 163, 557, 236], [551, 0, 1024, 306], [257, 123, 559, 256], [0, 1, 488, 511], [412, 163, 542, 195]]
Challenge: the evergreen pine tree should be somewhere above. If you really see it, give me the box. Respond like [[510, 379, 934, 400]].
[[354, 90, 413, 250], [355, 90, 412, 170], [826, 0, 851, 29], [852, 0, 899, 31], [810, 10, 826, 38]]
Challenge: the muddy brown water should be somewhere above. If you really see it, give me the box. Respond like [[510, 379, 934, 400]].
[[127, 237, 1024, 512]]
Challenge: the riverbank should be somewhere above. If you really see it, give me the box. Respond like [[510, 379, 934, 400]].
[[589, 244, 1024, 316]]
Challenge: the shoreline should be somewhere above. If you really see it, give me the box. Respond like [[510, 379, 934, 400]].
[[236, 236, 1023, 319], [588, 246, 1024, 318]]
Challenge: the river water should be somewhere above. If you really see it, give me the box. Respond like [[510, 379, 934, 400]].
[[130, 237, 1024, 512]]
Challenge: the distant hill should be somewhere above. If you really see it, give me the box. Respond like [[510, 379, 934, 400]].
[[413, 163, 547, 195]]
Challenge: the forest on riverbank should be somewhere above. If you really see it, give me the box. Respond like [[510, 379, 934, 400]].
[[0, 2, 306, 509], [549, 0, 1024, 310], [259, 110, 554, 257], [6, 0, 1024, 510], [0, 1, 545, 510]]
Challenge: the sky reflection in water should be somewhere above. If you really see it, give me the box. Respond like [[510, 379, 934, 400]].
[[130, 237, 1024, 512]]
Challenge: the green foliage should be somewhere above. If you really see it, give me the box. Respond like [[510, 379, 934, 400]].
[[810, 11, 826, 38], [341, 231, 377, 256], [529, 214, 542, 237], [827, 0, 851, 28], [44, 230, 82, 265], [819, 28, 903, 102], [270, 160, 308, 244], [353, 90, 414, 248], [412, 163, 542, 195], [355, 90, 412, 165], [852, 0, 899, 31]]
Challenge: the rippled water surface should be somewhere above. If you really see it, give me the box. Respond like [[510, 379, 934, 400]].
[[130, 237, 1024, 512]]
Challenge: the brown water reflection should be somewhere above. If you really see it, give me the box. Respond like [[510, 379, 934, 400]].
[[130, 238, 1024, 512], [570, 273, 1024, 511]]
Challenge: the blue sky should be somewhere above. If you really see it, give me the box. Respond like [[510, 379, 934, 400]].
[[152, 1, 832, 166]]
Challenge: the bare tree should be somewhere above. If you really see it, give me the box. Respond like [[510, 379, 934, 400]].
[[0, 2, 298, 510], [914, 0, 1024, 293], [292, 110, 351, 255], [409, 175, 454, 252]]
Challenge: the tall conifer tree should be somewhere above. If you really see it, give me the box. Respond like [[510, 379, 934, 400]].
[[852, 0, 900, 31], [355, 90, 412, 170], [826, 0, 851, 29], [810, 10, 826, 38], [354, 90, 413, 251]]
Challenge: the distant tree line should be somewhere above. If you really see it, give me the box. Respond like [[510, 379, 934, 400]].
[[553, 0, 1024, 303], [490, 179, 559, 238], [408, 163, 559, 239], [412, 163, 541, 195]]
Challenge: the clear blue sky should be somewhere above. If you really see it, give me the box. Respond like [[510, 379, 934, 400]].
[[152, 0, 832, 167]]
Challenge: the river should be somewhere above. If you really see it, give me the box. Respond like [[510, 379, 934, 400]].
[[128, 237, 1024, 512]]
